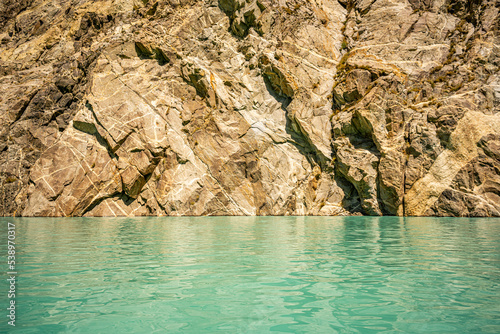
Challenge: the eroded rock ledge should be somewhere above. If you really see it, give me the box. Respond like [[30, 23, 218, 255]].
[[1, 0, 499, 217]]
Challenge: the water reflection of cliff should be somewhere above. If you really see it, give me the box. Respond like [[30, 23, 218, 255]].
[[15, 216, 500, 270], [6, 217, 500, 332]]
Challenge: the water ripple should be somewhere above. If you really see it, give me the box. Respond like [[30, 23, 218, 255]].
[[1, 216, 499, 333]]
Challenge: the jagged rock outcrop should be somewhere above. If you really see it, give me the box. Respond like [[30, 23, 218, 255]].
[[0, 0, 499, 217]]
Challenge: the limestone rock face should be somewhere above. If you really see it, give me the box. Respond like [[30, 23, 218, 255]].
[[0, 0, 499, 217]]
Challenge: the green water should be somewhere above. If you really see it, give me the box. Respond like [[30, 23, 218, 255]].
[[1, 217, 500, 333]]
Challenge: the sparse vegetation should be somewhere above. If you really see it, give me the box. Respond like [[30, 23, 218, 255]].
[[341, 39, 348, 51], [5, 176, 17, 184]]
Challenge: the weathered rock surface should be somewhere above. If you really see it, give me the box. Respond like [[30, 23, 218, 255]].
[[0, 0, 498, 217]]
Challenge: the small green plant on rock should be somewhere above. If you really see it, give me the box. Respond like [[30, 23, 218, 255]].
[[340, 39, 348, 51]]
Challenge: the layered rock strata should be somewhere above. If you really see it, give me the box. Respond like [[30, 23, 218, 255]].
[[0, 0, 499, 216]]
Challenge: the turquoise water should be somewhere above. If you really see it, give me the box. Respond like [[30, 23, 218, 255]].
[[1, 217, 500, 333]]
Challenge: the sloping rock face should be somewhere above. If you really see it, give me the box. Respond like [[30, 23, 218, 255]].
[[0, 0, 498, 217]]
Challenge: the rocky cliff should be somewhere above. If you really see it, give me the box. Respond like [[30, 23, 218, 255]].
[[1, 0, 499, 217]]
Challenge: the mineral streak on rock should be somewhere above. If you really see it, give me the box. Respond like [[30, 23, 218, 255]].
[[0, 0, 498, 217]]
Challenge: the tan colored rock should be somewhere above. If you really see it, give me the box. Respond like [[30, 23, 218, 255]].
[[2, 0, 499, 217], [405, 111, 500, 216]]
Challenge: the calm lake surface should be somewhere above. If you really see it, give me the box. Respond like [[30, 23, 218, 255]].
[[1, 216, 500, 333]]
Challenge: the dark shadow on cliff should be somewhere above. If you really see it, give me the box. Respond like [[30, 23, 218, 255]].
[[262, 76, 330, 171]]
